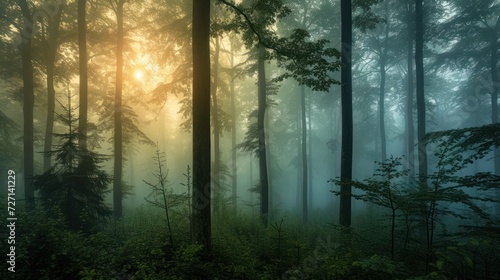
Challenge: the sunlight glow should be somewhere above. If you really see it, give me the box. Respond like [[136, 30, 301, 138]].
[[134, 70, 144, 80]]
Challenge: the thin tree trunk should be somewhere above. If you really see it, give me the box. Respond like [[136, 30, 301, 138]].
[[113, 0, 125, 218], [43, 5, 62, 171], [415, 0, 427, 180], [18, 0, 35, 209], [296, 108, 301, 215], [379, 10, 389, 162], [307, 91, 313, 213], [258, 45, 269, 226], [491, 16, 500, 215], [339, 0, 353, 227], [301, 85, 308, 222], [44, 62, 56, 171], [230, 42, 237, 212], [78, 0, 88, 150], [406, 0, 415, 179], [192, 0, 211, 251], [211, 35, 221, 215], [415, 0, 430, 272]]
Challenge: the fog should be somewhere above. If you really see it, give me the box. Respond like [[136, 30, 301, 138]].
[[1, 0, 499, 278]]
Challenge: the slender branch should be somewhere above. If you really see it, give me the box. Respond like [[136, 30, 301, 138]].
[[217, 0, 279, 52]]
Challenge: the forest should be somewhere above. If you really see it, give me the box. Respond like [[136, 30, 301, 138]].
[[1, 0, 500, 279]]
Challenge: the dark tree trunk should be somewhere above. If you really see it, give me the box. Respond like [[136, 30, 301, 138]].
[[339, 0, 353, 227], [78, 0, 88, 150], [18, 0, 35, 209], [211, 35, 221, 215], [258, 45, 269, 226], [43, 3, 63, 172], [307, 91, 313, 213], [379, 9, 389, 163], [406, 0, 415, 179], [300, 85, 308, 222], [415, 0, 427, 180], [230, 43, 237, 212], [491, 16, 500, 215], [192, 0, 211, 251], [113, 0, 125, 219]]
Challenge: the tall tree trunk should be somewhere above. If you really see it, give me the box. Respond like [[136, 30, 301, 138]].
[[43, 3, 63, 172], [230, 42, 237, 212], [257, 45, 269, 226], [113, 0, 125, 218], [379, 8, 389, 163], [192, 0, 211, 251], [307, 91, 313, 213], [78, 0, 88, 150], [415, 0, 430, 272], [406, 0, 415, 179], [211, 35, 221, 215], [491, 16, 500, 215], [339, 0, 353, 227], [296, 108, 301, 215], [18, 0, 35, 209], [415, 0, 427, 180], [300, 85, 308, 222]]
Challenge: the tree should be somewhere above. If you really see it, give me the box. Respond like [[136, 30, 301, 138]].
[[257, 44, 269, 225], [42, 0, 64, 171], [191, 0, 211, 251], [113, 0, 125, 219], [220, 0, 342, 225], [331, 156, 410, 260], [34, 93, 112, 232], [300, 84, 308, 222], [434, 0, 500, 212], [339, 0, 353, 227], [144, 147, 174, 245], [415, 0, 427, 180], [78, 0, 88, 150], [17, 0, 35, 209], [405, 0, 415, 179]]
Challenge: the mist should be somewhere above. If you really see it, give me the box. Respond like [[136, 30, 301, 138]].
[[1, 0, 499, 279]]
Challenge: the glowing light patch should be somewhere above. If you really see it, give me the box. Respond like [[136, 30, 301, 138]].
[[134, 70, 144, 80]]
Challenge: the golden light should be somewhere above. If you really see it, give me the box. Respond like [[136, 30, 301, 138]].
[[134, 70, 144, 80]]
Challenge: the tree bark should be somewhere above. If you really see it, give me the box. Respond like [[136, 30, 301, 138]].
[[230, 42, 237, 212], [78, 0, 88, 150], [18, 0, 35, 209], [406, 0, 415, 179], [415, 0, 427, 180], [307, 91, 313, 213], [379, 6, 389, 163], [339, 0, 353, 227], [43, 2, 63, 172], [211, 35, 221, 215], [258, 45, 269, 226], [192, 0, 211, 251], [491, 16, 500, 215], [113, 0, 125, 218], [301, 85, 308, 222]]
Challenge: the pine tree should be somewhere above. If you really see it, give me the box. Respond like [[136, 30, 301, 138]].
[[34, 92, 111, 232]]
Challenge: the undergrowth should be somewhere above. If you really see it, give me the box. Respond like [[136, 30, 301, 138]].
[[0, 201, 498, 279]]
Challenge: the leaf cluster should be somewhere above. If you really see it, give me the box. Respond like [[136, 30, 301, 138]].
[[218, 0, 341, 92]]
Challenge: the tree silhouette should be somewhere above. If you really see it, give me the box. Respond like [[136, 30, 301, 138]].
[[34, 93, 111, 232]]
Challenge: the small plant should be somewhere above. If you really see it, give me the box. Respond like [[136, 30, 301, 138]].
[[330, 156, 409, 260], [144, 146, 174, 245]]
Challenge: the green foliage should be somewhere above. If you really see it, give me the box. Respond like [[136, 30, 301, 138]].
[[353, 0, 386, 32], [34, 96, 111, 232], [352, 254, 405, 279], [429, 238, 500, 279], [0, 109, 22, 173], [219, 0, 342, 92]]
